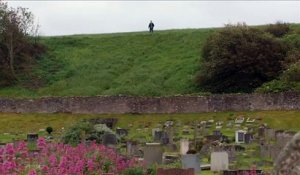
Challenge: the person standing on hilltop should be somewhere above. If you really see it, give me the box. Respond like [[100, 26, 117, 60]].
[[148, 20, 155, 33]]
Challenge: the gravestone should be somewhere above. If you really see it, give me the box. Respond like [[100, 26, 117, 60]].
[[235, 130, 246, 144], [235, 116, 245, 124], [226, 121, 233, 128], [164, 120, 174, 127], [258, 126, 266, 138], [165, 127, 174, 144], [161, 132, 169, 145], [180, 139, 189, 155], [152, 128, 161, 137], [265, 128, 276, 141], [154, 131, 163, 142], [210, 152, 229, 172], [27, 133, 38, 142], [244, 133, 253, 144], [181, 154, 201, 174], [102, 133, 117, 147], [144, 143, 163, 167], [0, 143, 6, 148], [127, 142, 143, 158], [213, 130, 222, 136], [216, 126, 222, 129], [163, 154, 180, 164], [116, 128, 128, 137], [246, 118, 255, 123]]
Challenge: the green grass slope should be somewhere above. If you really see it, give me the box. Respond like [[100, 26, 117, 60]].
[[0, 24, 299, 97], [0, 29, 213, 97]]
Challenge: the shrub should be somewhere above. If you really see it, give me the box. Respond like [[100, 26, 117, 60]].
[[62, 121, 114, 145], [257, 62, 300, 92], [196, 23, 287, 93], [46, 126, 53, 135], [265, 22, 290, 37]]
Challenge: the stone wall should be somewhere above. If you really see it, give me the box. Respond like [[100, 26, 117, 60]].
[[0, 92, 299, 114]]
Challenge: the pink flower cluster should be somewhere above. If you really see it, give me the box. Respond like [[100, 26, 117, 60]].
[[0, 138, 142, 175]]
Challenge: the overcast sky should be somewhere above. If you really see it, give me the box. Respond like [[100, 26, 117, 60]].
[[6, 1, 300, 36]]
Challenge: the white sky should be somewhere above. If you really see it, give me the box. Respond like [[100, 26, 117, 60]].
[[6, 1, 300, 36]]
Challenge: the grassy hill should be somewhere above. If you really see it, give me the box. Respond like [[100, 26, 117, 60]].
[[0, 29, 213, 97], [0, 24, 299, 97]]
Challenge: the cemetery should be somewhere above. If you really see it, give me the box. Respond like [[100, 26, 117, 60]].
[[0, 0, 299, 174], [0, 111, 300, 174]]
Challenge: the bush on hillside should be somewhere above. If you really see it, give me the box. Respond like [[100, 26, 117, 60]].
[[256, 61, 300, 92], [265, 22, 290, 37], [196, 23, 287, 93]]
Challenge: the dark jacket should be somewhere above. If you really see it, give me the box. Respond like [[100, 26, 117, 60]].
[[149, 22, 154, 29]]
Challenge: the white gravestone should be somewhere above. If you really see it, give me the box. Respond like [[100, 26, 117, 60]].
[[211, 152, 229, 172], [180, 139, 189, 155], [235, 130, 247, 144]]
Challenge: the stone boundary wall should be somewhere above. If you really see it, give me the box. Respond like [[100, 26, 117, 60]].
[[0, 92, 299, 114]]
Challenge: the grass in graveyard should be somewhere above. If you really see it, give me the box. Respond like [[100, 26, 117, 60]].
[[0, 110, 299, 171], [0, 110, 299, 143]]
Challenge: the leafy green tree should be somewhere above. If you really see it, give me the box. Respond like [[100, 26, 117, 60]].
[[196, 23, 287, 93], [0, 0, 44, 86]]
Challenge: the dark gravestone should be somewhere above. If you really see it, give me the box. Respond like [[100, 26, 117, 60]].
[[258, 126, 266, 138], [116, 128, 128, 137], [244, 133, 253, 144], [213, 130, 222, 136], [161, 132, 169, 145], [102, 133, 117, 146], [27, 133, 38, 142], [154, 131, 163, 142]]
